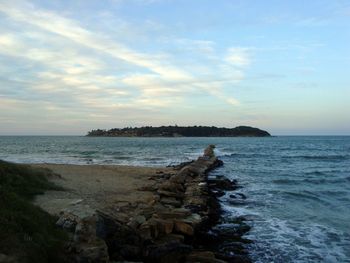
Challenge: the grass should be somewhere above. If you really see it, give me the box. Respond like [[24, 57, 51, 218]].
[[0, 160, 68, 263]]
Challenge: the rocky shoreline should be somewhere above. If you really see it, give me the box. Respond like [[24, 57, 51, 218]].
[[55, 145, 251, 262]]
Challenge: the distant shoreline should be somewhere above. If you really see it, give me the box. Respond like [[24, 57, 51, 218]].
[[87, 125, 271, 137]]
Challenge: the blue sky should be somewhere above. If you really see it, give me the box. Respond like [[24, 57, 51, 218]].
[[0, 0, 349, 135]]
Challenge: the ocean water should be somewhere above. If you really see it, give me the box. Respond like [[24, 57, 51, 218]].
[[0, 136, 349, 262]]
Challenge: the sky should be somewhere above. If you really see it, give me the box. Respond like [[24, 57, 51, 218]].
[[0, 0, 349, 135]]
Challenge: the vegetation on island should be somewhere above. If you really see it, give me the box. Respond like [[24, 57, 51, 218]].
[[0, 160, 67, 263], [87, 125, 271, 137]]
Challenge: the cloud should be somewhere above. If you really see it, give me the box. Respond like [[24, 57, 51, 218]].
[[225, 47, 252, 67], [0, 0, 255, 134]]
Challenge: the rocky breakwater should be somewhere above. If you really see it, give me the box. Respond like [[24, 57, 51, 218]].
[[56, 145, 250, 262]]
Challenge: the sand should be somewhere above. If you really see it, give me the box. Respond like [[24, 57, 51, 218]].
[[32, 164, 174, 217]]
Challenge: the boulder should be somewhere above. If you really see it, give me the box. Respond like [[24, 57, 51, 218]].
[[157, 219, 174, 235], [207, 178, 236, 191], [72, 216, 110, 263], [156, 234, 185, 244], [155, 208, 191, 220], [186, 251, 227, 263], [203, 145, 216, 158], [73, 239, 109, 263], [160, 197, 182, 207], [56, 212, 80, 232], [157, 189, 184, 199], [158, 181, 185, 193], [127, 215, 146, 229], [145, 241, 192, 263], [96, 212, 142, 261], [174, 221, 194, 236]]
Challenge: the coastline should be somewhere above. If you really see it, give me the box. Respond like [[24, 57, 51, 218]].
[[31, 145, 250, 262]]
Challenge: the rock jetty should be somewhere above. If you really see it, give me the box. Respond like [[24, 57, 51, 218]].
[[55, 145, 250, 263]]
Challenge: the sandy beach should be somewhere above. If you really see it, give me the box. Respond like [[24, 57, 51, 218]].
[[32, 164, 175, 218]]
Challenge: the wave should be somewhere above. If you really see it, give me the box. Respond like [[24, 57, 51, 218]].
[[246, 218, 350, 263], [282, 191, 324, 203], [272, 179, 298, 185], [282, 154, 349, 161]]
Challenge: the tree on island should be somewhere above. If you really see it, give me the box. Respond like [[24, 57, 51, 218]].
[[87, 125, 271, 137]]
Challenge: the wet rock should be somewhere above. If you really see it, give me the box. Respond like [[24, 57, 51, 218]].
[[212, 189, 225, 197], [203, 145, 216, 158], [186, 251, 226, 263], [207, 178, 237, 191], [229, 193, 246, 199]]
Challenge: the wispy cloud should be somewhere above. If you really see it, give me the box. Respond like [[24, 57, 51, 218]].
[[225, 47, 252, 68], [0, 0, 247, 110], [0, 0, 266, 134]]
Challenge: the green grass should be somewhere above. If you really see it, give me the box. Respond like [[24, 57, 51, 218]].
[[0, 160, 68, 263]]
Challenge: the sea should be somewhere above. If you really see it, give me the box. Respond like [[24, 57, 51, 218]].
[[0, 136, 349, 263]]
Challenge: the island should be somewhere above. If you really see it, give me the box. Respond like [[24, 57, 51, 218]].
[[87, 125, 271, 137]]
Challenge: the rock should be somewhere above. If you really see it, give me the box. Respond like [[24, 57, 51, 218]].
[[158, 181, 185, 193], [74, 216, 97, 243], [207, 178, 236, 191], [138, 223, 152, 240], [174, 220, 194, 236], [186, 251, 227, 263], [160, 197, 182, 207], [141, 219, 159, 239], [74, 239, 109, 263], [155, 208, 191, 219], [145, 241, 192, 263], [167, 160, 194, 170], [212, 189, 225, 197], [140, 218, 174, 238], [72, 216, 110, 263], [127, 215, 146, 229], [96, 212, 142, 261], [203, 145, 216, 158], [169, 174, 186, 184], [119, 245, 142, 261], [157, 189, 184, 199], [156, 233, 185, 244], [154, 218, 174, 235], [138, 184, 158, 191], [56, 212, 80, 232], [181, 213, 202, 225], [139, 206, 156, 220], [183, 196, 207, 208]]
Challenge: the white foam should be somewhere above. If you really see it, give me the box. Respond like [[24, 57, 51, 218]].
[[246, 218, 350, 263]]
